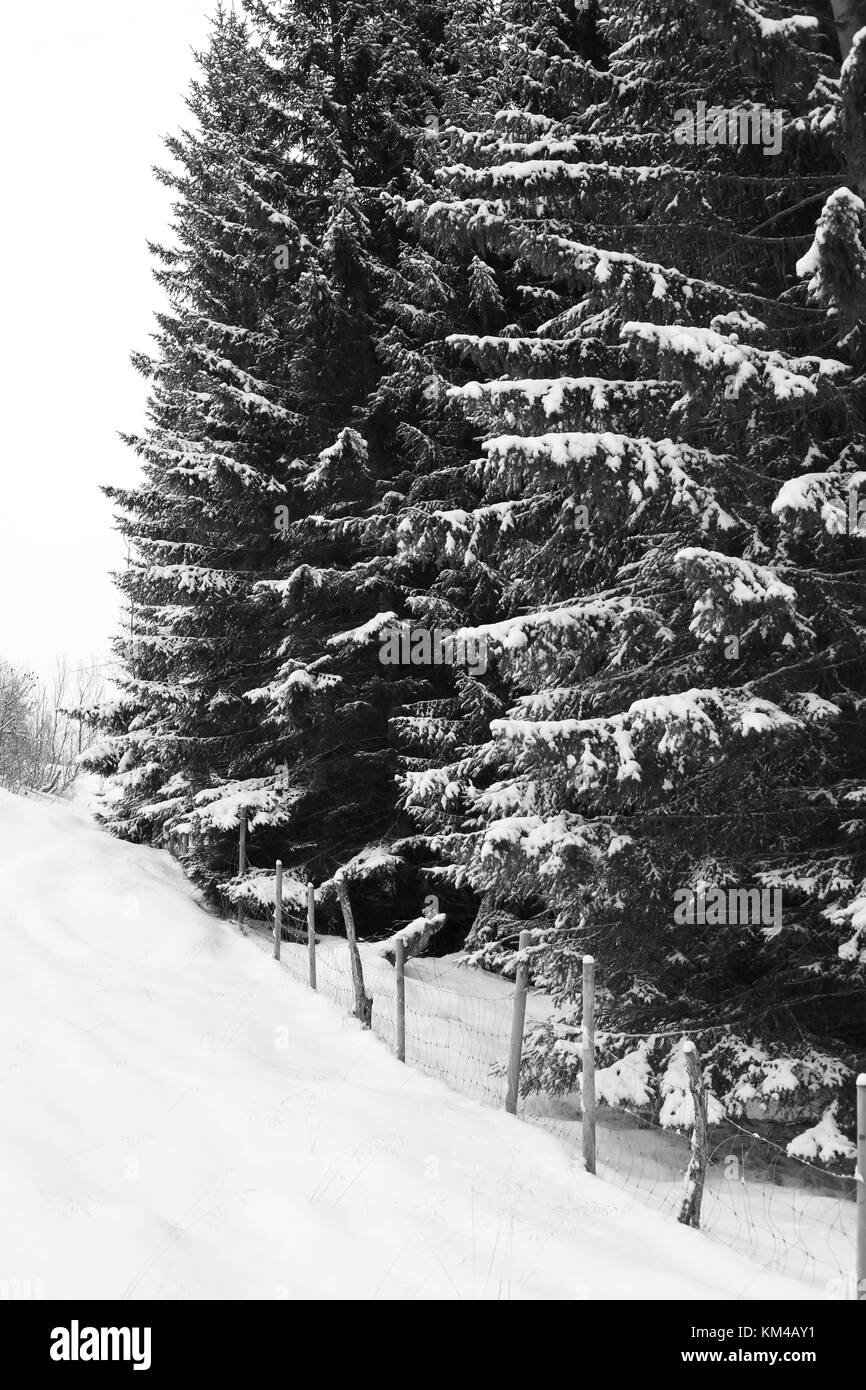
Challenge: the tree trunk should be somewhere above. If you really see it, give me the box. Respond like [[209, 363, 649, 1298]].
[[829, 0, 866, 60], [840, 9, 866, 196], [677, 1043, 709, 1229], [336, 878, 372, 1027]]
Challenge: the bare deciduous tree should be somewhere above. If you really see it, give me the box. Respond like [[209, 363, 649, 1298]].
[[0, 657, 105, 798]]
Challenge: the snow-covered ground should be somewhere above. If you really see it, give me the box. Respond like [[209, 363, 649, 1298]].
[[249, 933, 857, 1293], [0, 789, 827, 1299]]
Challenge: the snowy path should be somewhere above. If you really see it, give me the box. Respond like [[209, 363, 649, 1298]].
[[0, 790, 820, 1299]]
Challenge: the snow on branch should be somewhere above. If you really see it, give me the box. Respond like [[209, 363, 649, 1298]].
[[221, 868, 311, 914], [674, 547, 809, 649], [490, 687, 804, 791], [772, 468, 866, 535], [786, 1104, 857, 1165], [796, 188, 866, 332], [193, 777, 296, 831], [372, 912, 447, 965], [480, 431, 740, 533], [318, 846, 405, 901], [622, 321, 848, 401]]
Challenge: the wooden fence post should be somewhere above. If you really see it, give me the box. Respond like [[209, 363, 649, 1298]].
[[678, 1040, 709, 1229], [274, 860, 282, 961], [336, 877, 371, 1027], [582, 955, 597, 1173], [395, 937, 406, 1062], [857, 1073, 865, 1301], [307, 882, 317, 990], [237, 808, 247, 927], [505, 929, 531, 1114]]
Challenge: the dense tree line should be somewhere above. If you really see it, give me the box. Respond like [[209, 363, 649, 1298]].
[[89, 0, 866, 1140]]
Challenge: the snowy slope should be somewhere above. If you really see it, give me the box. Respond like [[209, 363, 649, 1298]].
[[251, 935, 856, 1291], [0, 790, 821, 1300]]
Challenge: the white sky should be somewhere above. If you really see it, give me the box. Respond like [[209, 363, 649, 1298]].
[[0, 0, 219, 681]]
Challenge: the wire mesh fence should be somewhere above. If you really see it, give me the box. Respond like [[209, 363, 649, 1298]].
[[232, 901, 859, 1296], [526, 1077, 857, 1292], [698, 1104, 857, 1290]]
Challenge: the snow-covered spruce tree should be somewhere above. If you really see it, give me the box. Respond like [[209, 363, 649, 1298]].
[[235, 0, 518, 933], [87, 8, 310, 903], [397, 0, 866, 1129], [89, 0, 509, 930]]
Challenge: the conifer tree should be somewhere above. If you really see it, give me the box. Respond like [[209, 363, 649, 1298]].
[[397, 0, 866, 1120], [89, 0, 866, 1131], [91, 0, 504, 931], [88, 7, 305, 894]]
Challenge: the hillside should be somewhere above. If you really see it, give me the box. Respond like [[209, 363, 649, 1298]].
[[0, 789, 820, 1300]]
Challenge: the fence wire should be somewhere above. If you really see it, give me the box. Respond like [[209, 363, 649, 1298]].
[[237, 912, 857, 1295]]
